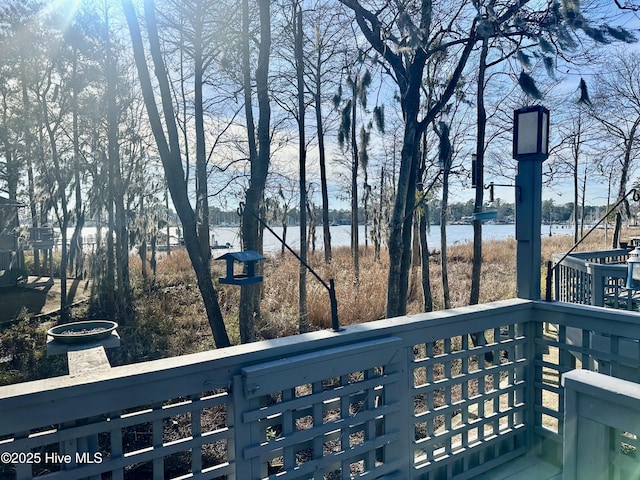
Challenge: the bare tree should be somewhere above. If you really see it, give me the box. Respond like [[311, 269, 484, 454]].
[[102, 4, 134, 321], [338, 0, 477, 317], [587, 51, 640, 248], [306, 1, 344, 263], [238, 0, 272, 343], [294, 2, 309, 333], [334, 66, 371, 281], [551, 97, 600, 243], [122, 0, 231, 348], [158, 0, 228, 262], [469, 33, 488, 307], [339, 0, 637, 316]]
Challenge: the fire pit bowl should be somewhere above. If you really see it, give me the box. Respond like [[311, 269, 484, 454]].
[[47, 320, 118, 344]]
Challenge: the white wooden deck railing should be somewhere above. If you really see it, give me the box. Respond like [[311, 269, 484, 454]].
[[1, 299, 640, 479], [553, 249, 635, 309]]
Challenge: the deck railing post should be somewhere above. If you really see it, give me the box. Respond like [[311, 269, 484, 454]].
[[521, 312, 542, 455], [554, 258, 562, 301], [381, 345, 413, 478], [590, 263, 605, 306], [232, 375, 262, 479]]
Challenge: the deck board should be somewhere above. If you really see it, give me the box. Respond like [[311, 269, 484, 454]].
[[475, 455, 562, 480]]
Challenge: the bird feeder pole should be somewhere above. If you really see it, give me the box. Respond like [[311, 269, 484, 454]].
[[238, 203, 340, 332]]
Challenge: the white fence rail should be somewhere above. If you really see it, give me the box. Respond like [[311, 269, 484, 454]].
[[1, 299, 640, 479]]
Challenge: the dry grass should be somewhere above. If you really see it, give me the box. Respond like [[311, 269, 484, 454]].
[[123, 226, 640, 351], [260, 247, 389, 331]]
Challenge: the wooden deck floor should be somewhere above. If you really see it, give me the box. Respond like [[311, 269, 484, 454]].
[[476, 455, 562, 480]]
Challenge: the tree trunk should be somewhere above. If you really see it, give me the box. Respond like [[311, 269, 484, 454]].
[[194, 12, 211, 262], [70, 50, 84, 280], [104, 12, 116, 320], [419, 208, 433, 312], [315, 83, 332, 263], [150, 232, 157, 280], [239, 0, 271, 343], [612, 120, 639, 248], [470, 36, 488, 307], [41, 83, 71, 320], [20, 58, 40, 274], [386, 115, 420, 318], [308, 201, 317, 253], [106, 148, 117, 318], [408, 213, 421, 303], [350, 78, 360, 281], [417, 132, 432, 312], [295, 5, 308, 333], [580, 166, 587, 238], [26, 157, 40, 274], [59, 217, 70, 320], [605, 171, 612, 246], [440, 167, 451, 310], [363, 164, 370, 252], [114, 136, 131, 322], [399, 159, 418, 312], [165, 184, 171, 255], [106, 9, 131, 322], [574, 161, 579, 243], [280, 220, 287, 256], [139, 194, 148, 285], [373, 166, 384, 262]]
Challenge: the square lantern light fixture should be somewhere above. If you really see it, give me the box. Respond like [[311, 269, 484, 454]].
[[627, 246, 640, 290], [513, 105, 550, 161]]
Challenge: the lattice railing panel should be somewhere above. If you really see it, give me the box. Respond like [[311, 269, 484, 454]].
[[0, 388, 233, 480], [236, 337, 404, 479], [409, 322, 530, 479]]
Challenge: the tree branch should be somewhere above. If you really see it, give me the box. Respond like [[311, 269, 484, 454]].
[[338, 0, 406, 80]]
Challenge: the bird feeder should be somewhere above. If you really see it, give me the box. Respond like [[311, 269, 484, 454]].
[[216, 251, 265, 286]]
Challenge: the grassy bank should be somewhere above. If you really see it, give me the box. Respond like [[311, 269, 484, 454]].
[[112, 227, 640, 362], [0, 228, 634, 385]]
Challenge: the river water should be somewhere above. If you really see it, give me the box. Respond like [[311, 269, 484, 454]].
[[210, 223, 572, 254], [56, 223, 571, 254]]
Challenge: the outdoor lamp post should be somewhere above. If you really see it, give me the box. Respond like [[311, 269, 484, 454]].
[[514, 105, 550, 300], [626, 246, 640, 290]]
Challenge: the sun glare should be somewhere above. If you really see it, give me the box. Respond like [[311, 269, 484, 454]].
[[43, 0, 83, 31]]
